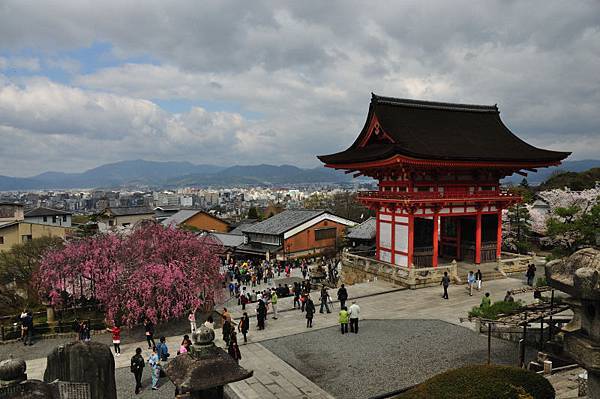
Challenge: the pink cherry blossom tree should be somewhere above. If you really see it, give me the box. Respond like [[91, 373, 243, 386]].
[[36, 222, 223, 327]]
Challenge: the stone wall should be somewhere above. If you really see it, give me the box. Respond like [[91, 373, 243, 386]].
[[341, 252, 459, 289], [498, 252, 535, 275]]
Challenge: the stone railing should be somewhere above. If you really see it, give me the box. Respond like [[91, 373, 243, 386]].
[[341, 252, 459, 289], [497, 252, 535, 275]]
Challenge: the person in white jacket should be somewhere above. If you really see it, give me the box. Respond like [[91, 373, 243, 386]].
[[348, 301, 360, 334]]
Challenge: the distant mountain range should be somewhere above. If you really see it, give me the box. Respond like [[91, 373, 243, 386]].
[[1, 158, 598, 191], [0, 160, 354, 190], [502, 159, 600, 185]]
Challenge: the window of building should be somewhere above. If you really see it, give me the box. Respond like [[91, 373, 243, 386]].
[[416, 186, 432, 192], [52, 216, 57, 223], [108, 220, 114, 226], [480, 186, 495, 191], [0, 236, 4, 244], [43, 216, 47, 222], [315, 227, 336, 241], [21, 235, 32, 242], [63, 215, 67, 222]]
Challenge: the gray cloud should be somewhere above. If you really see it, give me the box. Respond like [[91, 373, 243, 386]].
[[0, 0, 598, 176]]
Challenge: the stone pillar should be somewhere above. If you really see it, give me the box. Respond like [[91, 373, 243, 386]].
[[44, 341, 116, 399]]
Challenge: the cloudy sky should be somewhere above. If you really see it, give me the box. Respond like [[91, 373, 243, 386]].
[[0, 1, 599, 177]]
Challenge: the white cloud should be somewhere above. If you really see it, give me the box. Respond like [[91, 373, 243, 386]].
[[0, 0, 598, 175]]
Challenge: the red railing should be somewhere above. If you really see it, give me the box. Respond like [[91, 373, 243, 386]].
[[357, 190, 519, 203]]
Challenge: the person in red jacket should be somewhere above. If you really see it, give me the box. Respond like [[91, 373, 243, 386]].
[[107, 325, 122, 356]]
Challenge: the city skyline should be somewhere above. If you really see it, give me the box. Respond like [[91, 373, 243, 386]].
[[1, 1, 599, 177]]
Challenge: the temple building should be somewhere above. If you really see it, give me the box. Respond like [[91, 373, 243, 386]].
[[319, 94, 570, 268]]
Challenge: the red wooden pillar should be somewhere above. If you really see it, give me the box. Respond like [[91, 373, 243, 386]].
[[391, 207, 396, 265], [456, 218, 462, 260], [496, 208, 502, 260], [475, 212, 482, 264], [432, 213, 439, 267], [376, 207, 381, 261], [407, 212, 415, 268]]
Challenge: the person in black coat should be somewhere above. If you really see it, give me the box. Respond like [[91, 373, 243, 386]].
[[256, 299, 267, 330], [305, 297, 315, 328], [238, 312, 250, 344], [144, 319, 156, 349], [337, 284, 348, 310]]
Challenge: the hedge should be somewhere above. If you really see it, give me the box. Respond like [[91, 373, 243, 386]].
[[397, 365, 555, 399]]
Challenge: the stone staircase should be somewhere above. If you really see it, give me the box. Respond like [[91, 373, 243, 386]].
[[457, 268, 506, 285]]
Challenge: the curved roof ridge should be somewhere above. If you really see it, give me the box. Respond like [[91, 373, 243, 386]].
[[371, 93, 498, 113]]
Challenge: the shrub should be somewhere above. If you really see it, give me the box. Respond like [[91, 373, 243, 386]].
[[468, 300, 522, 320], [398, 365, 555, 399]]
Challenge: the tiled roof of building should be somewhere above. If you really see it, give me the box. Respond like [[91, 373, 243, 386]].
[[161, 209, 201, 227], [102, 206, 154, 216], [25, 207, 71, 217], [241, 209, 325, 236], [208, 232, 246, 248], [318, 94, 570, 165], [347, 217, 376, 240], [229, 221, 257, 235]]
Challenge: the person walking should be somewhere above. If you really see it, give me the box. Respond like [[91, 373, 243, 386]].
[[148, 346, 160, 390], [339, 306, 349, 335], [144, 319, 156, 349], [348, 301, 360, 334], [22, 311, 33, 346], [238, 312, 250, 344], [475, 269, 483, 291], [440, 271, 450, 299], [188, 311, 196, 333], [319, 286, 331, 314], [293, 282, 301, 309], [130, 347, 145, 394], [337, 284, 348, 310], [467, 271, 475, 296], [156, 336, 170, 362], [222, 319, 233, 346], [107, 324, 121, 356], [305, 296, 315, 328], [526, 263, 537, 286], [228, 332, 242, 364], [271, 289, 278, 320], [256, 299, 267, 330]]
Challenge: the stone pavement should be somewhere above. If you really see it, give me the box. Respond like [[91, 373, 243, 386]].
[[23, 275, 539, 398]]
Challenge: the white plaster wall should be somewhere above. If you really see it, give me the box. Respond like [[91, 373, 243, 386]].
[[380, 250, 392, 263], [395, 223, 408, 252], [395, 254, 408, 266], [380, 214, 392, 222], [380, 221, 391, 249]]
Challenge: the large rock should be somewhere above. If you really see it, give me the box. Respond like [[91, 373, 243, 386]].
[[43, 341, 116, 399]]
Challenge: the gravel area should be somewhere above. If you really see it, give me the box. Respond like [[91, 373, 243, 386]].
[[262, 319, 536, 399], [115, 364, 175, 399]]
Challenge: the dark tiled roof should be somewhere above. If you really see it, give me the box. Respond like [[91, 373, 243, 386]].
[[229, 222, 257, 235], [208, 232, 246, 248], [318, 94, 570, 165], [242, 210, 325, 235], [237, 242, 282, 254], [347, 217, 376, 240], [102, 206, 154, 216], [25, 207, 71, 217]]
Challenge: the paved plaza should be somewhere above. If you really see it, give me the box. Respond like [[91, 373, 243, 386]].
[[3, 271, 554, 399]]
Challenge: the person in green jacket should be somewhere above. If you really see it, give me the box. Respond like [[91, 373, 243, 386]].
[[271, 289, 278, 320], [339, 306, 349, 334], [480, 292, 491, 308]]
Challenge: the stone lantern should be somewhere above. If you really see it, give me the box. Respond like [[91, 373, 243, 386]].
[[165, 325, 253, 399], [0, 356, 27, 387], [546, 247, 600, 396]]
